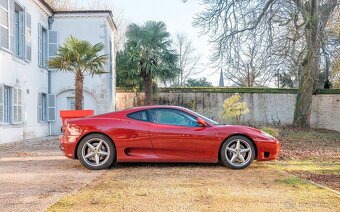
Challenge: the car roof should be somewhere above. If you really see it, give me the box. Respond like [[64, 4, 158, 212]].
[[130, 105, 185, 110]]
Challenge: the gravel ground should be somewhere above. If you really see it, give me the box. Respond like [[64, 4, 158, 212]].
[[0, 137, 104, 212]]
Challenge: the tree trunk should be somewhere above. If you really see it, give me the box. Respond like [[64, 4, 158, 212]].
[[75, 70, 84, 110], [142, 69, 153, 105], [293, 1, 320, 127]]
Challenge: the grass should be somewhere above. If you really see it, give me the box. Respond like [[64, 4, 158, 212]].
[[260, 127, 280, 137], [276, 176, 315, 189], [269, 161, 340, 175], [269, 128, 340, 191], [281, 128, 340, 141]]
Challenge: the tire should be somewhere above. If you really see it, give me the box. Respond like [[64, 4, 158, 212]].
[[77, 133, 115, 170], [220, 135, 255, 169]]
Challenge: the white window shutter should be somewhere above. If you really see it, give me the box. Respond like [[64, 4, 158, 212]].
[[48, 30, 58, 59], [25, 11, 31, 61], [0, 84, 4, 123], [47, 94, 56, 122]]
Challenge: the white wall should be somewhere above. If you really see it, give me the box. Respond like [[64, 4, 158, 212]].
[[50, 14, 115, 135], [116, 92, 340, 132], [0, 0, 50, 143], [0, 2, 116, 142]]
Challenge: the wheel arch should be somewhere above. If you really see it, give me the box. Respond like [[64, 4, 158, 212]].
[[218, 134, 258, 160], [74, 132, 116, 161]]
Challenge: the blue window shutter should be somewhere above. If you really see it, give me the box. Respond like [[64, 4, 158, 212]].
[[38, 24, 42, 67], [47, 94, 56, 122], [9, 0, 15, 53], [25, 11, 31, 61], [48, 30, 58, 59], [0, 84, 4, 123]]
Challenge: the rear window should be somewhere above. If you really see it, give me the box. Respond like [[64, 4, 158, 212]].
[[127, 110, 148, 121]]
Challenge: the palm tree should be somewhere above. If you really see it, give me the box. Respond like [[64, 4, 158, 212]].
[[48, 36, 108, 110], [117, 21, 179, 105]]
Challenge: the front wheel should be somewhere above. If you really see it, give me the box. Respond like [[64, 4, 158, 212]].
[[77, 134, 115, 170], [220, 136, 255, 169]]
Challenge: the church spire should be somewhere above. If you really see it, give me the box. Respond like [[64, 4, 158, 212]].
[[219, 69, 224, 87]]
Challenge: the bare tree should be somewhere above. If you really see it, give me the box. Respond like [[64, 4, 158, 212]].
[[173, 33, 202, 86], [223, 30, 278, 87], [191, 0, 339, 127], [45, 0, 128, 52]]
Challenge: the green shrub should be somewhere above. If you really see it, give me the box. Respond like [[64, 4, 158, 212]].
[[222, 93, 249, 124]]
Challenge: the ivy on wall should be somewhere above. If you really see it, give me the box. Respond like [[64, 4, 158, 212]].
[[117, 87, 340, 94]]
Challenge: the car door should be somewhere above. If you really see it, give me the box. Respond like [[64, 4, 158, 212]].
[[113, 110, 157, 162], [148, 108, 218, 162]]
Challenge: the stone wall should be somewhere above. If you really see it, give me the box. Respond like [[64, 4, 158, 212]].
[[116, 91, 340, 132]]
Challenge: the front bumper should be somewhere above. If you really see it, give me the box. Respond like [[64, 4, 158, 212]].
[[59, 134, 79, 159], [255, 138, 280, 161]]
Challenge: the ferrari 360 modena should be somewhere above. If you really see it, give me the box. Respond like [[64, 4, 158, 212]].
[[59, 105, 280, 170]]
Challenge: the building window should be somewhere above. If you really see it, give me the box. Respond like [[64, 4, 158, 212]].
[[38, 24, 47, 68], [38, 93, 47, 122], [67, 97, 83, 110], [14, 2, 24, 58], [0, 85, 22, 124]]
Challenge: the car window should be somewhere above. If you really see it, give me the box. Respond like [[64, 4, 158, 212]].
[[127, 110, 148, 121], [149, 109, 198, 127]]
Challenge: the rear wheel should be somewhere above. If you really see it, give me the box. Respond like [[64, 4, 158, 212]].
[[77, 134, 115, 170], [220, 135, 255, 169]]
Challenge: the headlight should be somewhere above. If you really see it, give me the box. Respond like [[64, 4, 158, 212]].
[[261, 131, 274, 138]]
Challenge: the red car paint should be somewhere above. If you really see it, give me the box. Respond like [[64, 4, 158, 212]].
[[59, 105, 280, 163]]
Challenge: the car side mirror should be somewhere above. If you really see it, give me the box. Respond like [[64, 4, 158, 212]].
[[197, 118, 207, 127]]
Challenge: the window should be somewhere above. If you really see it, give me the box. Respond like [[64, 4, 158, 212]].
[[0, 85, 21, 124], [14, 2, 24, 58], [0, 0, 9, 49], [38, 93, 47, 122], [38, 24, 47, 68], [127, 110, 148, 121], [149, 109, 198, 127], [67, 97, 83, 110]]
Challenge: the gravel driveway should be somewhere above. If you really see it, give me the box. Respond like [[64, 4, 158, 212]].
[[0, 137, 104, 212]]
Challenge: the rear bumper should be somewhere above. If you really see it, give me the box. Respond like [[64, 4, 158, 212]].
[[59, 135, 78, 159], [255, 138, 280, 161]]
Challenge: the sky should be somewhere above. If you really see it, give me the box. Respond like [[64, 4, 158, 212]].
[[99, 0, 221, 86]]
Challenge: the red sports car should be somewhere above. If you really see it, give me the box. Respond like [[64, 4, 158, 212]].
[[59, 105, 280, 170]]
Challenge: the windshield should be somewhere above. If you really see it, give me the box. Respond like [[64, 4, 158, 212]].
[[186, 109, 220, 125]]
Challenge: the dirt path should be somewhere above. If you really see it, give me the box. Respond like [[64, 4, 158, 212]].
[[0, 137, 104, 212], [49, 163, 340, 212]]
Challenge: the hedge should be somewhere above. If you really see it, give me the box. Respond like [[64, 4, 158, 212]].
[[117, 87, 340, 94]]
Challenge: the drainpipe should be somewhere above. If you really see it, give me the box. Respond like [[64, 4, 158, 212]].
[[47, 16, 54, 136]]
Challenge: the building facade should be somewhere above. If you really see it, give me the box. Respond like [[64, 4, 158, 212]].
[[0, 0, 116, 143]]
